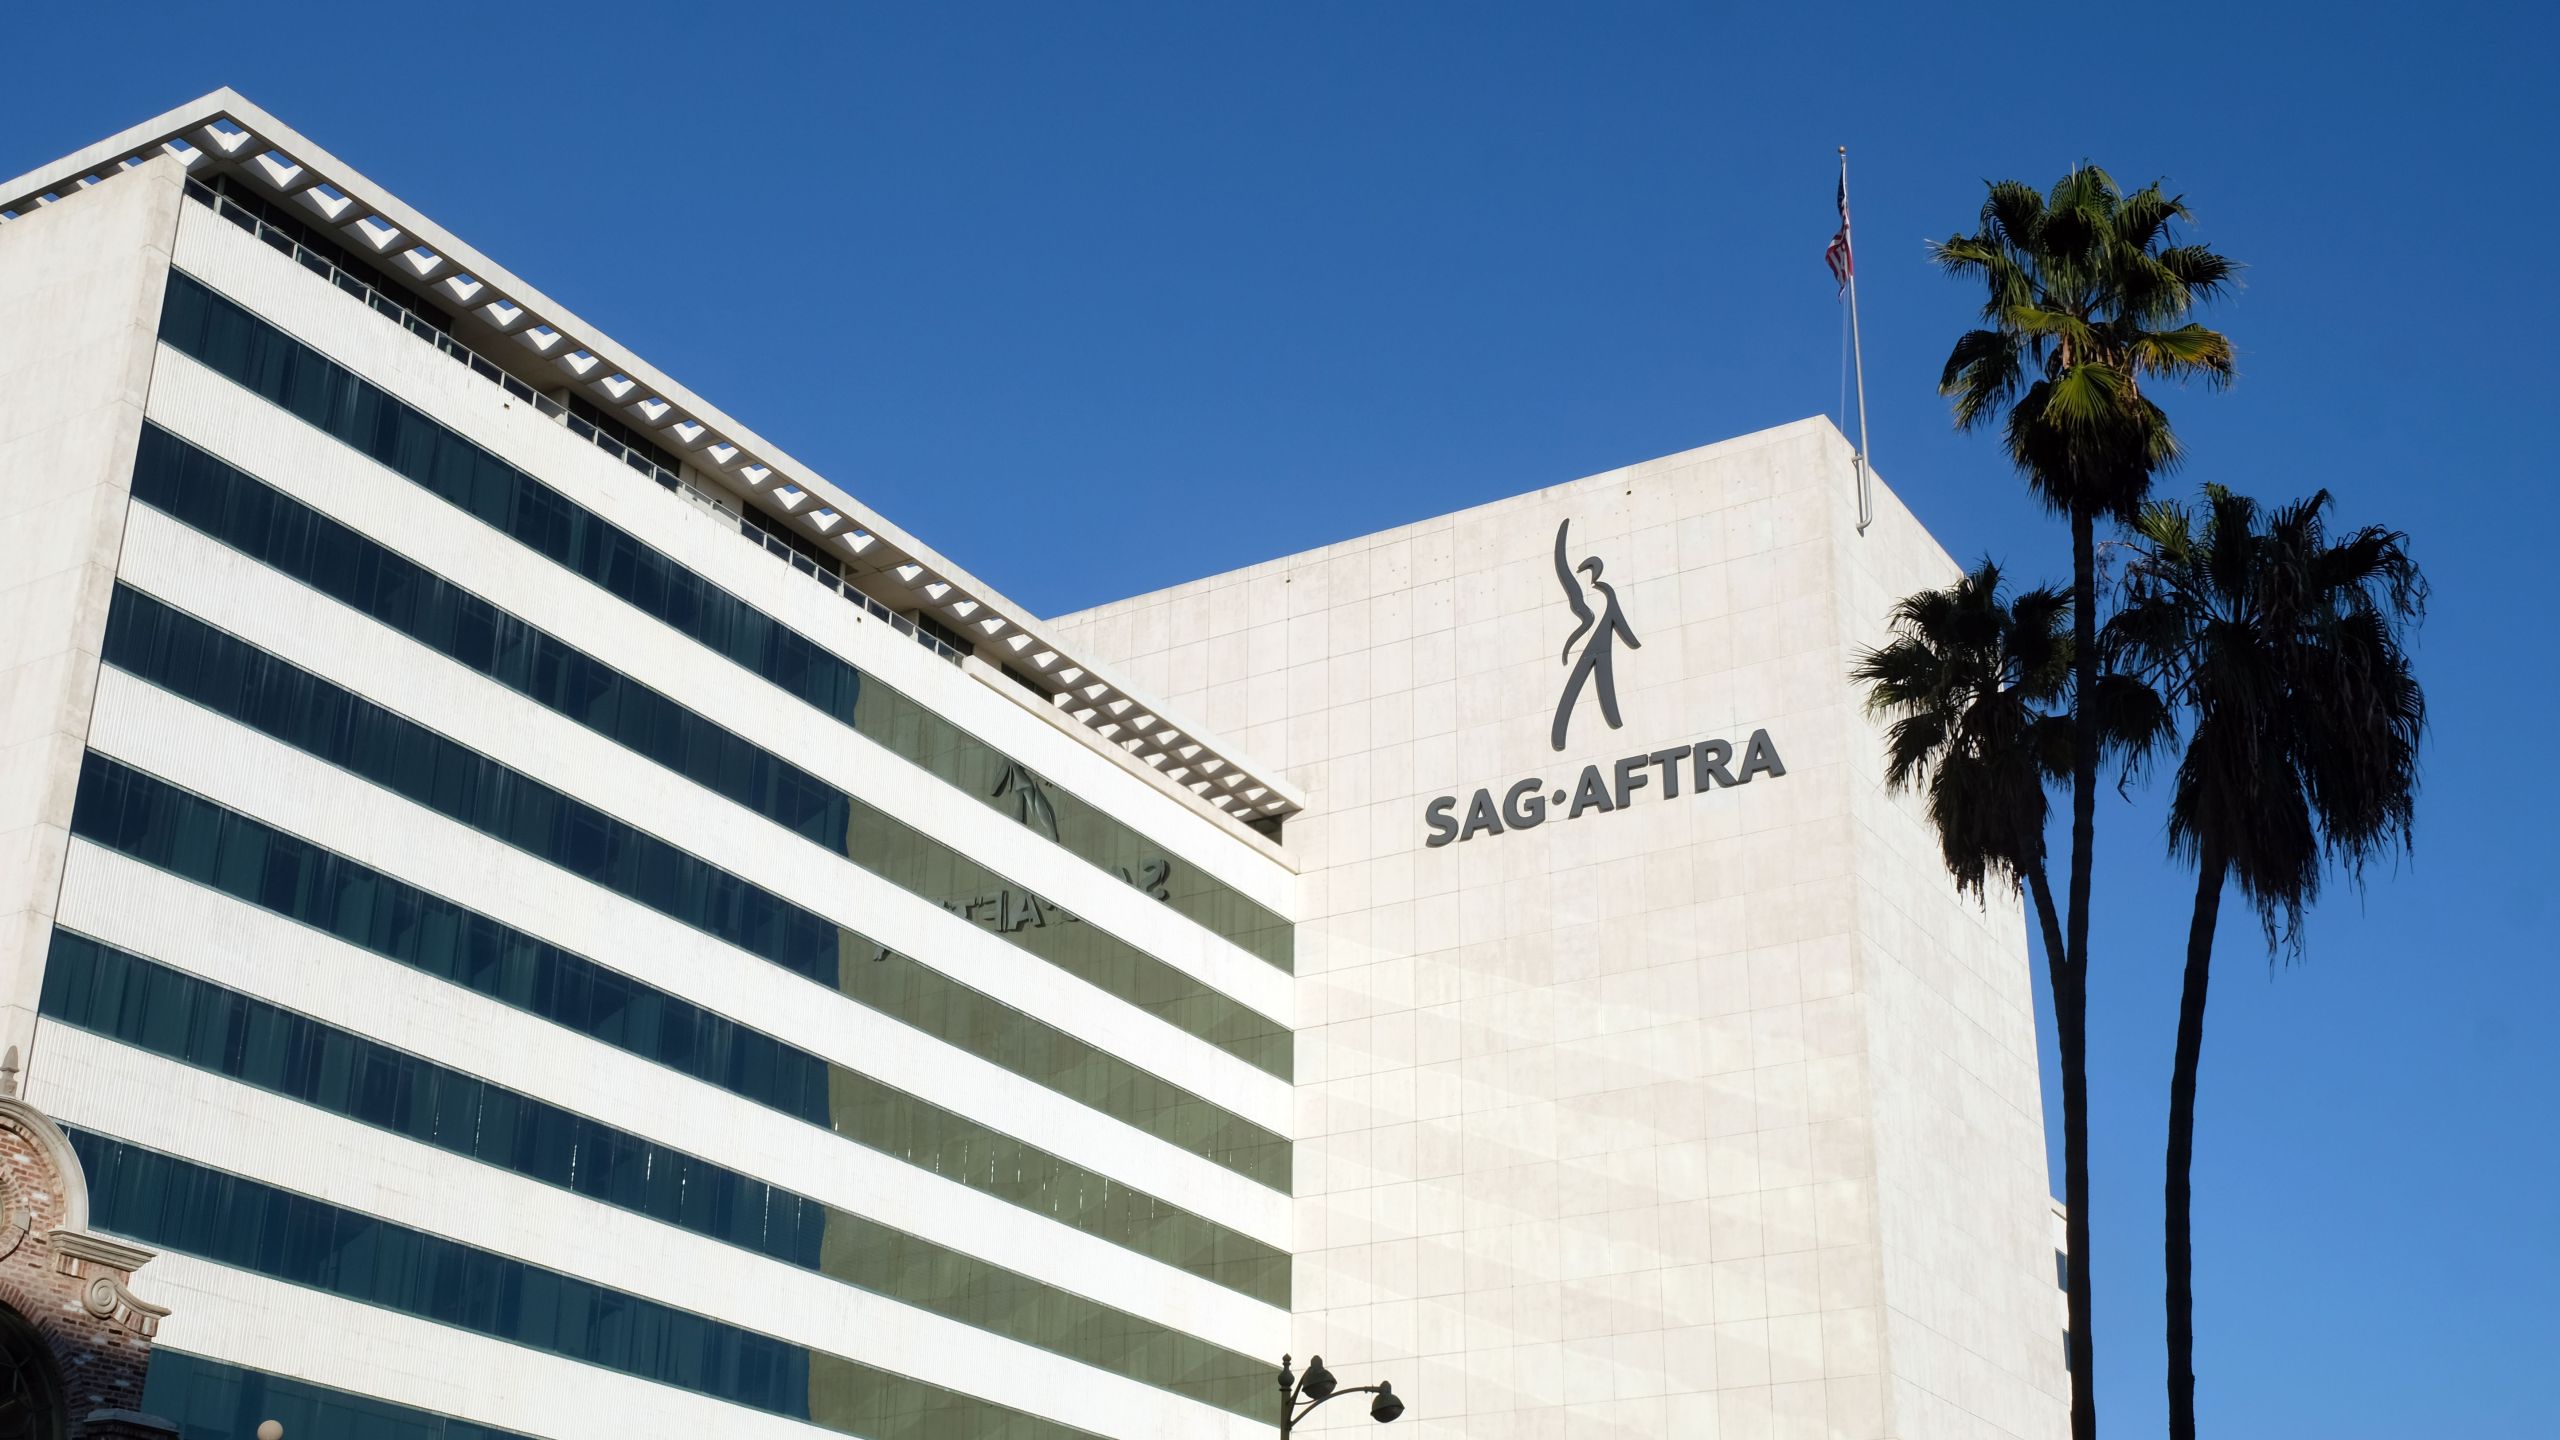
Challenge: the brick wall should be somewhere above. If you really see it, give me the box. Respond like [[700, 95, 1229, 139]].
[[0, 1066, 176, 1439]]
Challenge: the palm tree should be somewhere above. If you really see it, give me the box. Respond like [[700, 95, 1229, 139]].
[[1854, 555, 2167, 1059], [2113, 487, 2425, 1440], [1933, 167, 2236, 1440], [1856, 562, 2076, 971]]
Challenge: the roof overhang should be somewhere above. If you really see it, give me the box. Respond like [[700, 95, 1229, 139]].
[[1, 89, 1301, 825]]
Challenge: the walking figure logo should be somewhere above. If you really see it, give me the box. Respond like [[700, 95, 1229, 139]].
[[992, 760, 1060, 840], [1550, 517, 1642, 752]]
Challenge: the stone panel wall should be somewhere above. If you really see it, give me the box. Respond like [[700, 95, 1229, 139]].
[[1053, 419, 2067, 1440]]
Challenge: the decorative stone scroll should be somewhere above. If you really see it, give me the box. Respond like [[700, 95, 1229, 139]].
[[49, 1233, 169, 1338]]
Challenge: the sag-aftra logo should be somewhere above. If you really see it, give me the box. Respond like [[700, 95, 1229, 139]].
[[1549, 516, 1639, 752], [1423, 518, 1790, 847]]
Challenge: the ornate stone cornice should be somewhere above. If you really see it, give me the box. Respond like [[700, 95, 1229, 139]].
[[46, 1231, 154, 1273], [48, 1231, 169, 1336]]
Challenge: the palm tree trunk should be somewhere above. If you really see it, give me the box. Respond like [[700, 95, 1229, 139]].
[[2025, 857, 2090, 1425], [2056, 937, 2096, 1440], [2025, 866, 2068, 1000], [2166, 845, 2225, 1440], [2063, 505, 2100, 1440]]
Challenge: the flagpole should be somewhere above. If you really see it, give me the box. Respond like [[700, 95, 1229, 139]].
[[1840, 145, 1874, 535]]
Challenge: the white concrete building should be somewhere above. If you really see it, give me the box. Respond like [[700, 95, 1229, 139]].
[[1051, 427, 2067, 1440], [0, 92, 2063, 1440]]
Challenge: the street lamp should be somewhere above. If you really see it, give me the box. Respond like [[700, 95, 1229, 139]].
[[1277, 1353, 1402, 1434]]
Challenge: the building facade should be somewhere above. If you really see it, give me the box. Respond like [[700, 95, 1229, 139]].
[[0, 93, 2062, 1440], [1, 93, 1298, 1440], [1050, 428, 2067, 1440]]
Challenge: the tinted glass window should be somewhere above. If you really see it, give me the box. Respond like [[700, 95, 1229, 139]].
[[157, 270, 1292, 973], [95, 589, 1288, 1191], [45, 933, 1271, 1416], [124, 425, 1286, 1079], [67, 753, 1288, 1295], [73, 1131, 1097, 1440]]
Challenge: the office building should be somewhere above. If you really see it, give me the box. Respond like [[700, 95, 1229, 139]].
[[0, 92, 2062, 1440]]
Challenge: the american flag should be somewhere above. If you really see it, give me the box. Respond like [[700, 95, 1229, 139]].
[[1825, 175, 1854, 289]]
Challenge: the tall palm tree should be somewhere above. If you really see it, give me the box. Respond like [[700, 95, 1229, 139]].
[[1933, 168, 2236, 1440], [2113, 487, 2425, 1440], [1854, 556, 2168, 1068]]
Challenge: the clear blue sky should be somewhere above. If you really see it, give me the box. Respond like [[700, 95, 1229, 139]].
[[11, 4, 2551, 1435]]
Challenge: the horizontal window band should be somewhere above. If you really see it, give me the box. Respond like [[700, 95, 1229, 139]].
[[66, 753, 1289, 1301], [144, 1349, 544, 1440], [125, 422, 1285, 1079], [156, 269, 1292, 973], [41, 931, 1274, 1417], [67, 1129, 1103, 1440], [94, 588, 1289, 1191]]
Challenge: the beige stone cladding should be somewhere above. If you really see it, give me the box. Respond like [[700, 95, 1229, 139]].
[[0, 157, 184, 1069], [1051, 417, 2066, 1440]]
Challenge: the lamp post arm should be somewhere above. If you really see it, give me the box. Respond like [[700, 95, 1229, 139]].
[[1284, 1385, 1389, 1434]]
